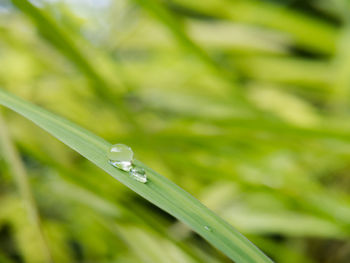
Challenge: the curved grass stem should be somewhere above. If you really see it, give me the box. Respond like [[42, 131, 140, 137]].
[[0, 112, 54, 263]]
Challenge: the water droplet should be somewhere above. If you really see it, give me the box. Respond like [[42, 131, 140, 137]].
[[107, 144, 133, 172], [204, 226, 212, 232], [109, 160, 133, 172], [129, 166, 147, 183]]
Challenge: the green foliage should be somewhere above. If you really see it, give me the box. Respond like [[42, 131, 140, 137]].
[[0, 88, 271, 263], [0, 0, 350, 262]]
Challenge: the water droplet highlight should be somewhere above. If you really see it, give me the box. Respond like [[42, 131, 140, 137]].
[[108, 160, 133, 172], [107, 144, 148, 183], [129, 166, 147, 183], [204, 226, 212, 232], [107, 144, 133, 172]]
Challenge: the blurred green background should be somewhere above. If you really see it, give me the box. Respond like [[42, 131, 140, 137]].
[[1, 0, 350, 262]]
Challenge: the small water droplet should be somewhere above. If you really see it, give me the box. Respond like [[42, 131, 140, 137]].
[[129, 166, 147, 183], [107, 144, 133, 172], [109, 160, 132, 172], [204, 226, 212, 232]]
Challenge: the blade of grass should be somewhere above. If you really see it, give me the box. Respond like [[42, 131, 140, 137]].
[[0, 112, 53, 263], [132, 0, 238, 83], [0, 88, 273, 263], [132, 0, 259, 110], [10, 0, 137, 113], [169, 0, 338, 54], [10, 0, 113, 98], [11, 0, 144, 132]]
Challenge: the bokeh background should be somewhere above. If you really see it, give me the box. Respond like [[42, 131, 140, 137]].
[[0, 0, 350, 262]]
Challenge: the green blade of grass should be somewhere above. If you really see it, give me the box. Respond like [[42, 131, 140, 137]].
[[10, 0, 132, 100], [0, 88, 273, 263], [10, 0, 147, 132], [0, 112, 54, 263], [131, 0, 257, 110], [10, 0, 109, 95], [170, 0, 338, 54], [132, 0, 237, 83]]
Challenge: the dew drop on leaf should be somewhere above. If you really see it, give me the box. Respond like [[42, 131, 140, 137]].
[[129, 166, 147, 183], [107, 144, 133, 172]]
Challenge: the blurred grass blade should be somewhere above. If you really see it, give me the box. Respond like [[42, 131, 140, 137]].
[[170, 0, 338, 54], [0, 112, 53, 263], [10, 0, 125, 98], [11, 0, 100, 82], [132, 0, 246, 98], [132, 0, 234, 79], [0, 89, 273, 263], [132, 0, 261, 111]]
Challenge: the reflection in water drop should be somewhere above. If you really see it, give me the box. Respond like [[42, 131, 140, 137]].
[[107, 143, 148, 183], [129, 166, 147, 184], [107, 144, 134, 172], [108, 160, 132, 172]]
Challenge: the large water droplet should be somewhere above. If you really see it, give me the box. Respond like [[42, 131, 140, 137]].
[[129, 166, 147, 183], [107, 144, 133, 172]]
